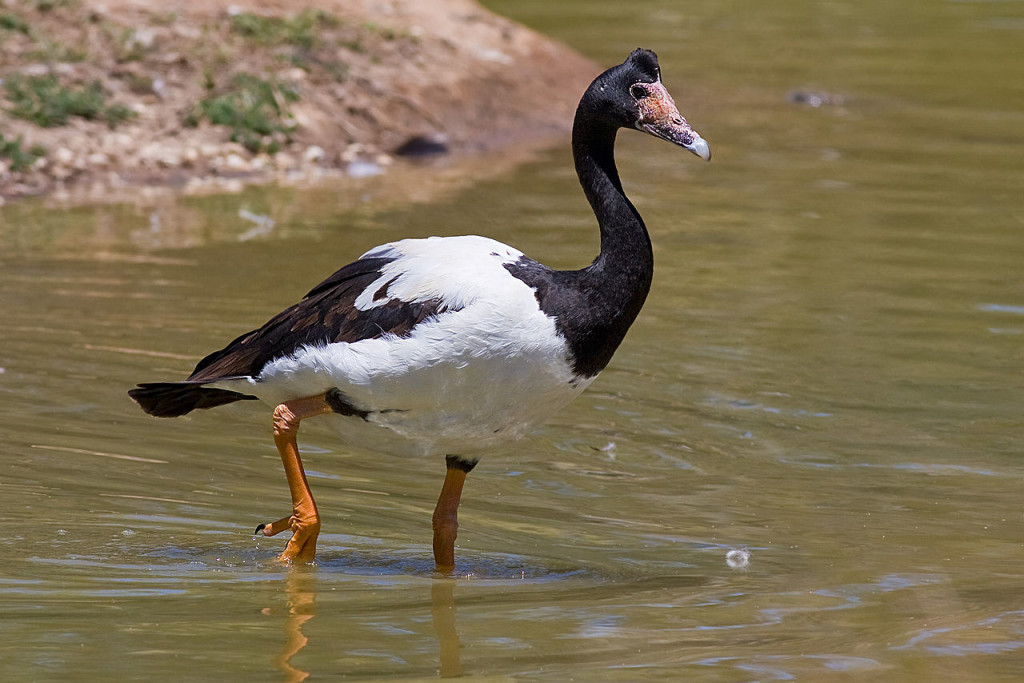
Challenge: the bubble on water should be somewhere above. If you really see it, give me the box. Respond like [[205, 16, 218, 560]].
[[57, 529, 68, 536], [726, 548, 750, 570], [121, 529, 136, 537]]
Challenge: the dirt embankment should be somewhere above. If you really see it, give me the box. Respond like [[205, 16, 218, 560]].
[[0, 0, 596, 202]]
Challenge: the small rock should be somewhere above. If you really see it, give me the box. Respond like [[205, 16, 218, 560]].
[[158, 51, 185, 64], [173, 24, 201, 40], [184, 177, 207, 193], [22, 64, 50, 77], [139, 142, 180, 167], [340, 143, 365, 163], [87, 152, 110, 167], [394, 134, 449, 158], [54, 147, 75, 165], [302, 145, 325, 163], [109, 132, 134, 150], [475, 48, 512, 64], [273, 152, 296, 169], [223, 153, 249, 171], [129, 27, 157, 50]]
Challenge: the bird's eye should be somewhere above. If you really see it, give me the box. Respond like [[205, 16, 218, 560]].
[[630, 85, 647, 100]]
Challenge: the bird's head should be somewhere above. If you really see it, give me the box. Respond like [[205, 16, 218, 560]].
[[581, 49, 710, 162]]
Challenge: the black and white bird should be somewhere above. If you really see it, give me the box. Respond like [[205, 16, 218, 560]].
[[129, 49, 710, 569]]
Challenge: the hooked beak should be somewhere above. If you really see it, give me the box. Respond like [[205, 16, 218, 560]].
[[634, 82, 711, 162]]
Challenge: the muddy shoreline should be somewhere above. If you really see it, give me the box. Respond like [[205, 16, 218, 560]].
[[0, 0, 595, 203]]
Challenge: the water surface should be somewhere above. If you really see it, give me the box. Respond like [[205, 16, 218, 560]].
[[2, 0, 1024, 680]]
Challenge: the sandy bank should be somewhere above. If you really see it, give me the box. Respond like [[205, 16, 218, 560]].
[[0, 0, 596, 203]]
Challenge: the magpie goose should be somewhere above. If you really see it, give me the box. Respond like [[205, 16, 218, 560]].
[[129, 49, 710, 569]]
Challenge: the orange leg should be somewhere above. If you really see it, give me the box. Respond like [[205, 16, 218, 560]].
[[256, 394, 335, 564], [433, 455, 477, 572]]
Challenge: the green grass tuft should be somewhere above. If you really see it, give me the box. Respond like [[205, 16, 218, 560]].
[[0, 13, 32, 35], [229, 10, 339, 49], [185, 73, 299, 154], [4, 74, 136, 128], [0, 133, 46, 172], [26, 39, 87, 63], [30, 0, 77, 11]]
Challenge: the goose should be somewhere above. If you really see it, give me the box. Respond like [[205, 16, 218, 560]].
[[129, 49, 710, 569]]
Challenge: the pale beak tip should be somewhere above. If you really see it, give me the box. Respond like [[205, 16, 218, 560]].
[[688, 136, 711, 162]]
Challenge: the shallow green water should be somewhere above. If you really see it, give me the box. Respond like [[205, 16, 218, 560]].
[[2, 0, 1024, 680]]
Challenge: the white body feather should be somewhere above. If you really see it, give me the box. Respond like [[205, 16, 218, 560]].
[[214, 236, 594, 457]]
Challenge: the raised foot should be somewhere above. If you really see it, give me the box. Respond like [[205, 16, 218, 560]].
[[256, 512, 321, 564]]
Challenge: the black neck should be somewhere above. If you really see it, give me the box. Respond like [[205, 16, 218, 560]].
[[546, 110, 653, 376], [572, 116, 654, 278], [503, 106, 657, 378], [571, 109, 654, 331]]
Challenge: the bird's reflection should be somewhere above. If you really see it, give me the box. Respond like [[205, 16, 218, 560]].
[[269, 568, 463, 680], [430, 578, 462, 678], [273, 569, 317, 683]]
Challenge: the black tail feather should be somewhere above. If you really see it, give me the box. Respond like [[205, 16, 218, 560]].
[[128, 381, 258, 418]]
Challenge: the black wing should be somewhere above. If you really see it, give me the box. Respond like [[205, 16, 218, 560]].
[[130, 253, 457, 417], [188, 255, 453, 382]]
